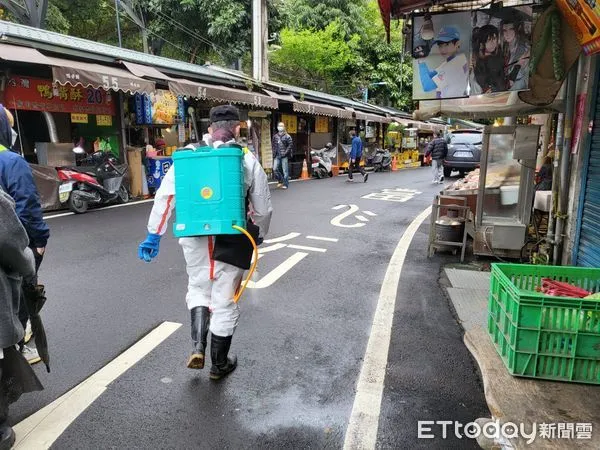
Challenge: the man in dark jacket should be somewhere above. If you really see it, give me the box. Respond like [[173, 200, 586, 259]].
[[272, 122, 293, 189], [426, 131, 448, 184], [0, 105, 49, 364]]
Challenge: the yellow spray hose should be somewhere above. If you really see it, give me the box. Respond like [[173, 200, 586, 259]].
[[232, 225, 259, 303]]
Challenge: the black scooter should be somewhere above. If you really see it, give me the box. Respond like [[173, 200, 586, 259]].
[[372, 148, 392, 172]]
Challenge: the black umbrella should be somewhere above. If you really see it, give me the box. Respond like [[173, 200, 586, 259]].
[[23, 284, 50, 372]]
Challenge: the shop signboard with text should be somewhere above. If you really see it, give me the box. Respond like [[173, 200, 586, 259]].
[[4, 76, 116, 115], [557, 0, 600, 55]]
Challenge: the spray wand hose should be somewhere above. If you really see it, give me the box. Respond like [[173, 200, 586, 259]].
[[232, 225, 259, 303]]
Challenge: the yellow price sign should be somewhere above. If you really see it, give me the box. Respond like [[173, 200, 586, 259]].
[[281, 114, 297, 134], [315, 116, 329, 133], [96, 115, 113, 126], [70, 113, 88, 124]]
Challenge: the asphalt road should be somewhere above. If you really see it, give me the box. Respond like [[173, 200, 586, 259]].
[[10, 167, 488, 449]]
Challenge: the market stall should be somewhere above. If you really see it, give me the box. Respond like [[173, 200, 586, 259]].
[[444, 125, 539, 258]]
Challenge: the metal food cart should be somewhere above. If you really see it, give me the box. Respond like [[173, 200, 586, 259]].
[[470, 125, 540, 258]]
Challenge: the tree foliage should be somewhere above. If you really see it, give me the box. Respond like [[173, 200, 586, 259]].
[[270, 21, 359, 92], [3, 0, 413, 109]]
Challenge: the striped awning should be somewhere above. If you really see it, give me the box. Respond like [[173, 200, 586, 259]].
[[293, 101, 353, 119], [168, 78, 278, 109]]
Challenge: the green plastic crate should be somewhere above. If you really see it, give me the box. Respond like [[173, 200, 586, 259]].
[[487, 263, 600, 384]]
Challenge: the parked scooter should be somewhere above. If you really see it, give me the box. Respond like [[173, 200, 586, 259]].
[[310, 143, 337, 179], [56, 148, 129, 214], [372, 147, 392, 172]]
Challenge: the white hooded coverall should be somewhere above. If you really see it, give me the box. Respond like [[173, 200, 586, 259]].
[[146, 140, 273, 337]]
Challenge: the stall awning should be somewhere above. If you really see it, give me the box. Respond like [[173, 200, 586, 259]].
[[121, 60, 172, 81], [168, 78, 278, 109], [46, 56, 155, 94], [0, 43, 51, 65], [264, 89, 297, 103], [293, 101, 353, 119], [355, 111, 391, 123]]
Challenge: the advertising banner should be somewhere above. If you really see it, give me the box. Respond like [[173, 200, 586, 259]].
[[470, 6, 532, 94], [5, 76, 116, 115], [412, 7, 532, 99], [412, 11, 472, 100], [557, 0, 600, 55]]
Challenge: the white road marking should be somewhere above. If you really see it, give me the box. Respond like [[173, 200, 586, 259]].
[[332, 204, 347, 210], [13, 321, 182, 449], [362, 188, 422, 203], [343, 207, 432, 450], [288, 244, 327, 253], [331, 205, 365, 228], [263, 232, 301, 244], [43, 199, 155, 220], [306, 236, 339, 243], [363, 211, 377, 217], [355, 215, 369, 222], [246, 252, 308, 289], [258, 243, 288, 254]]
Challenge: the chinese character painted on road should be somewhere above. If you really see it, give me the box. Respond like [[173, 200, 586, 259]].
[[37, 84, 53, 99], [576, 423, 593, 440], [70, 88, 83, 102], [362, 188, 421, 203]]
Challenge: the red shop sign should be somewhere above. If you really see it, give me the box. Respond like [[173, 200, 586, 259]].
[[4, 76, 116, 116]]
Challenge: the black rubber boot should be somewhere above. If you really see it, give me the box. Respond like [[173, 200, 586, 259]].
[[187, 306, 210, 369], [209, 334, 237, 380]]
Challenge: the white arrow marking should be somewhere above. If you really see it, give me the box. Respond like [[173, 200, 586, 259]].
[[307, 236, 339, 242], [331, 204, 365, 228], [332, 204, 347, 210], [246, 252, 308, 289], [288, 245, 327, 253], [264, 232, 301, 244], [355, 215, 369, 222], [363, 211, 377, 217], [258, 243, 287, 254]]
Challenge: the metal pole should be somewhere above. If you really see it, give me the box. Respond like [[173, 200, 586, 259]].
[[547, 113, 563, 255], [252, 0, 262, 81], [553, 61, 580, 265], [115, 0, 123, 48]]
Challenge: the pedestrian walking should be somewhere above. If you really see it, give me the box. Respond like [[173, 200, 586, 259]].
[[0, 105, 49, 365], [138, 105, 273, 380], [0, 186, 44, 449], [348, 130, 369, 183], [272, 122, 293, 189], [426, 130, 448, 184]]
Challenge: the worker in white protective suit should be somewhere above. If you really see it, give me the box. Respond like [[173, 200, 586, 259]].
[[138, 105, 272, 380]]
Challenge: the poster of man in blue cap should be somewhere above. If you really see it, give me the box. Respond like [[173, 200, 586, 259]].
[[412, 11, 472, 100]]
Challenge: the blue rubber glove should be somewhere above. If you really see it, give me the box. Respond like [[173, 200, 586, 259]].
[[138, 233, 161, 262]]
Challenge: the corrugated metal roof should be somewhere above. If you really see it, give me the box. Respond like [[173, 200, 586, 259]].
[[0, 20, 245, 87]]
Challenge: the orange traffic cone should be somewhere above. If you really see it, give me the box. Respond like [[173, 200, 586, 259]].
[[301, 159, 310, 180], [391, 156, 398, 171]]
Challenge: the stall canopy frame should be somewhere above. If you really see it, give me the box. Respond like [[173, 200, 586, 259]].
[[44, 55, 156, 94], [293, 100, 354, 119], [168, 78, 278, 110]]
